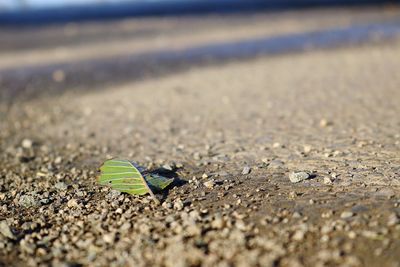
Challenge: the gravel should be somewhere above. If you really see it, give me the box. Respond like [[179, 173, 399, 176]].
[[1, 15, 400, 266]]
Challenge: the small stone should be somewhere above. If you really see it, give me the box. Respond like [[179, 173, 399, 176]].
[[19, 194, 38, 208], [211, 215, 224, 229], [202, 173, 208, 179], [272, 142, 281, 148], [107, 190, 121, 199], [303, 145, 312, 153], [319, 119, 332, 127], [203, 179, 215, 189], [229, 229, 246, 245], [362, 230, 379, 239], [323, 176, 333, 185], [162, 164, 173, 171], [20, 239, 35, 254], [40, 198, 50, 204], [55, 182, 68, 191], [0, 221, 15, 239], [170, 221, 183, 234], [120, 222, 131, 233], [289, 171, 310, 183], [340, 211, 354, 219], [103, 233, 115, 244], [241, 166, 251, 175], [21, 139, 33, 148], [292, 212, 302, 219], [173, 198, 184, 211], [268, 159, 284, 168], [348, 231, 357, 239], [162, 201, 172, 209], [387, 213, 399, 226], [292, 230, 306, 241], [185, 224, 201, 237], [67, 199, 78, 208], [235, 220, 247, 231], [54, 156, 63, 164]]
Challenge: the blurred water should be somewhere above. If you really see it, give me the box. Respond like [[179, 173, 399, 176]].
[[0, 0, 394, 24], [1, 0, 133, 11]]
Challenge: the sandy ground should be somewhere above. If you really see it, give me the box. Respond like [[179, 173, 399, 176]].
[[1, 7, 400, 267]]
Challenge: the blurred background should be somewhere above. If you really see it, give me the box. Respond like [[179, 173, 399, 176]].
[[0, 0, 399, 104]]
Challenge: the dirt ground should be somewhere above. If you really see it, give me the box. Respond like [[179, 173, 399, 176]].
[[1, 7, 400, 267]]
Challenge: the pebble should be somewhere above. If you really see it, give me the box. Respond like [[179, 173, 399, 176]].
[[21, 139, 33, 149], [55, 182, 68, 191], [203, 179, 215, 189], [18, 194, 38, 208], [162, 164, 173, 171], [235, 220, 247, 231], [268, 160, 285, 168], [211, 215, 224, 229], [173, 198, 184, 211], [303, 145, 312, 153], [292, 230, 306, 241], [289, 171, 310, 183], [162, 201, 172, 209], [348, 231, 357, 239], [0, 221, 15, 239], [241, 166, 251, 175], [319, 119, 332, 127], [387, 213, 399, 226], [120, 222, 131, 233], [20, 239, 35, 254], [292, 212, 302, 219], [107, 190, 121, 199], [185, 224, 201, 237], [340, 211, 354, 219], [272, 142, 282, 148], [67, 199, 79, 208], [323, 176, 333, 185], [54, 156, 63, 164], [103, 233, 115, 244]]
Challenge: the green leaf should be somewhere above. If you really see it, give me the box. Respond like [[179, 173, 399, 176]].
[[98, 159, 159, 204], [145, 173, 174, 191]]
